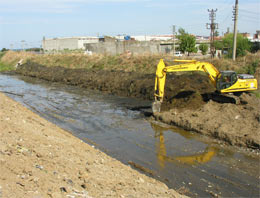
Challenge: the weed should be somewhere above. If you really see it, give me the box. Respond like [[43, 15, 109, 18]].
[[245, 60, 259, 75], [252, 91, 260, 98], [0, 62, 14, 72], [0, 52, 15, 71], [1, 51, 259, 76], [0, 52, 6, 59]]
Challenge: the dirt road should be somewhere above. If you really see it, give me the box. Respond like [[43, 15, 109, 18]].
[[0, 92, 185, 198], [15, 62, 260, 149]]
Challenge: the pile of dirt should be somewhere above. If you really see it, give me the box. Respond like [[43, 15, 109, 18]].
[[161, 73, 215, 111], [154, 93, 260, 149]]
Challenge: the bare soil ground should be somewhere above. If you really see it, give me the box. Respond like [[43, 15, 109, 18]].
[[15, 62, 260, 149], [0, 92, 185, 198]]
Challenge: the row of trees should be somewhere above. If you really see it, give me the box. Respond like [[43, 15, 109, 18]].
[[177, 28, 255, 58], [214, 33, 251, 57]]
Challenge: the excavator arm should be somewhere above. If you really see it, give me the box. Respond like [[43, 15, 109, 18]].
[[153, 59, 220, 112]]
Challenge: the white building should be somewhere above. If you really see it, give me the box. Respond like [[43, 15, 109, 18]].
[[114, 35, 173, 41]]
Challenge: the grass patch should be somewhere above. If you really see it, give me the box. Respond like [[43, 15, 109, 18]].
[[0, 52, 6, 59], [0, 51, 15, 71], [29, 53, 163, 73], [0, 62, 14, 72], [252, 91, 260, 98]]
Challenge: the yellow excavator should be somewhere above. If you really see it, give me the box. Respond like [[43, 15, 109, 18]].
[[152, 59, 258, 112]]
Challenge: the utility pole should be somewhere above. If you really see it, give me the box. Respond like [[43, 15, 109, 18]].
[[172, 25, 176, 56], [42, 36, 46, 53], [232, 0, 239, 61], [207, 9, 218, 58], [21, 40, 25, 51]]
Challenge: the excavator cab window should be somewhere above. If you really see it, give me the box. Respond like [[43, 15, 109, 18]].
[[217, 71, 238, 91]]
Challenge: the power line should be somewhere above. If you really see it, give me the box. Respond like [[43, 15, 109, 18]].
[[220, 12, 233, 24], [239, 9, 259, 15], [239, 10, 260, 17], [239, 17, 260, 23], [239, 13, 260, 20], [240, 14, 260, 21], [217, 0, 234, 11]]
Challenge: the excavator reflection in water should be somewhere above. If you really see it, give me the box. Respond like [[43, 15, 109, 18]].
[[151, 122, 219, 169]]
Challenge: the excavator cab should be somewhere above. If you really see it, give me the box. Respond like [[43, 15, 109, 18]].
[[216, 71, 238, 91]]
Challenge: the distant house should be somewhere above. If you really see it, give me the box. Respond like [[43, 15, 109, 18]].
[[254, 30, 260, 40], [130, 35, 173, 42], [241, 32, 251, 39]]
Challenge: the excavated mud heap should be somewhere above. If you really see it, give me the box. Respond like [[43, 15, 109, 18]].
[[155, 93, 260, 149], [16, 62, 214, 110], [161, 73, 215, 111]]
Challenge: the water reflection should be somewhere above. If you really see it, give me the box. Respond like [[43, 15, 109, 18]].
[[151, 122, 218, 168]]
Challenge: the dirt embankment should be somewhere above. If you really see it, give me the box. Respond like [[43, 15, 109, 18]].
[[154, 94, 260, 149], [15, 61, 260, 149], [0, 92, 185, 198], [15, 61, 214, 103]]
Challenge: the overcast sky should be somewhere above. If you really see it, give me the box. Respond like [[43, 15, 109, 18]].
[[0, 0, 259, 49]]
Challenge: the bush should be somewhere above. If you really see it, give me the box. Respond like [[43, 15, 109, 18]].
[[244, 60, 259, 75], [199, 43, 209, 55], [1, 48, 8, 52]]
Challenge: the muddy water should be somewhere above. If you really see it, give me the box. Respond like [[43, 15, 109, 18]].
[[0, 73, 259, 197]]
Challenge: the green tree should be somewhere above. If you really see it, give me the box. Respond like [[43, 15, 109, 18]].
[[1, 48, 8, 52], [214, 33, 251, 57], [250, 41, 260, 53], [199, 43, 209, 55], [214, 30, 219, 37], [177, 28, 197, 56], [213, 40, 223, 50]]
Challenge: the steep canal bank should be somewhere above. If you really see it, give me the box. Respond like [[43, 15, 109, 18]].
[[0, 73, 259, 197]]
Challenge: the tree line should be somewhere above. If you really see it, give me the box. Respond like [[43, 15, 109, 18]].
[[176, 28, 259, 57]]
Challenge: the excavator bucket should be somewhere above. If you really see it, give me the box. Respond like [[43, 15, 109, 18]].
[[152, 101, 161, 113]]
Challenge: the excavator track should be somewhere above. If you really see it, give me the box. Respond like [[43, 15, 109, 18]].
[[204, 92, 241, 104]]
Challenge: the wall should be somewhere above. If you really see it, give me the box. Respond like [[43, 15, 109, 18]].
[[84, 41, 173, 55], [78, 37, 99, 49], [42, 37, 99, 51], [43, 38, 79, 51]]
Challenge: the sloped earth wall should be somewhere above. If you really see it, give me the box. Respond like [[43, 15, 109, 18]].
[[15, 62, 260, 149]]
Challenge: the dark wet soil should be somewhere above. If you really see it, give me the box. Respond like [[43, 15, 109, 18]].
[[15, 61, 215, 111]]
